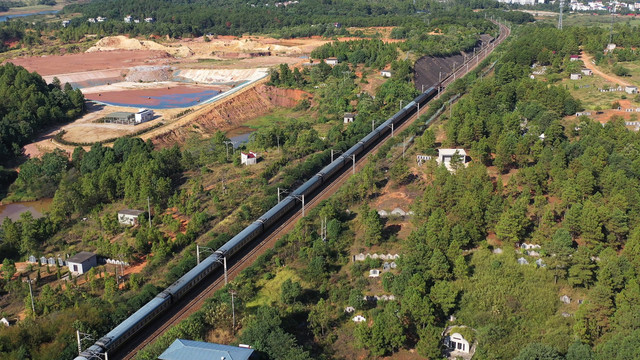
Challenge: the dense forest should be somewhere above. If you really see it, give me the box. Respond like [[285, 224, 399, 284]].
[[0, 63, 84, 165], [130, 23, 640, 360]]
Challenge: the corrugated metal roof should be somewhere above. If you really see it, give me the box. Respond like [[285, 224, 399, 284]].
[[159, 339, 254, 360], [66, 252, 95, 264]]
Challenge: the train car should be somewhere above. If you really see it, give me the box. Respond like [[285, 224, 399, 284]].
[[258, 196, 297, 229], [77, 293, 172, 359], [165, 254, 222, 300], [290, 175, 322, 197], [73, 76, 447, 360], [317, 157, 347, 181], [219, 221, 264, 257], [342, 142, 364, 160], [359, 130, 380, 149]]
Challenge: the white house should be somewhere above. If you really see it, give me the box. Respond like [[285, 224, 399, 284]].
[[66, 252, 97, 275], [62, 20, 70, 27], [581, 68, 593, 76], [625, 86, 638, 94], [0, 318, 10, 327], [570, 55, 580, 61], [517, 257, 529, 265], [437, 149, 468, 171], [560, 295, 571, 304], [144, 17, 155, 23], [570, 73, 582, 80], [324, 57, 339, 66], [118, 209, 145, 226], [124, 15, 132, 23], [606, 43, 617, 52], [241, 151, 258, 165], [135, 108, 154, 124], [445, 332, 471, 354], [520, 243, 541, 250], [380, 70, 394, 78], [352, 315, 366, 322], [369, 269, 380, 278], [344, 306, 355, 313], [96, 16, 106, 22], [343, 112, 356, 123]]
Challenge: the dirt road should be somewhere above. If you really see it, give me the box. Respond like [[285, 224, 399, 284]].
[[581, 52, 631, 87]]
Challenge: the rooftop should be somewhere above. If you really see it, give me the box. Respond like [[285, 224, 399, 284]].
[[159, 339, 254, 360], [438, 148, 467, 157], [118, 209, 145, 216], [66, 251, 96, 264]]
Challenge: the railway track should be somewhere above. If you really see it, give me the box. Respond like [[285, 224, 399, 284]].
[[115, 20, 510, 360]]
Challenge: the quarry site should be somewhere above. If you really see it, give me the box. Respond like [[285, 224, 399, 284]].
[[7, 34, 342, 156]]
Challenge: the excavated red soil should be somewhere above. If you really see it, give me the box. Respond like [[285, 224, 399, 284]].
[[150, 85, 310, 147], [4, 50, 172, 76]]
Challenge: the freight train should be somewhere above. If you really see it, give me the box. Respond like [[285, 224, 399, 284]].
[[75, 86, 438, 360]]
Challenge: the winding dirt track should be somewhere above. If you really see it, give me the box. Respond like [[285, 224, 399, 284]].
[[112, 20, 511, 360], [581, 52, 631, 87]]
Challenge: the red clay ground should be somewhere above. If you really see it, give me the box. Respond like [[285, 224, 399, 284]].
[[84, 84, 225, 108], [4, 50, 171, 75]]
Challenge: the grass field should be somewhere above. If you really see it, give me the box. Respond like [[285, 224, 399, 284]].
[[245, 267, 305, 307], [539, 71, 631, 110]]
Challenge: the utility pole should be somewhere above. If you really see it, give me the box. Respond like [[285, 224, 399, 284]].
[[196, 245, 214, 265], [558, 0, 564, 30], [331, 149, 342, 162], [388, 123, 394, 137], [277, 134, 280, 153], [352, 155, 356, 174], [320, 216, 327, 241], [213, 251, 228, 285], [230, 290, 237, 334], [292, 195, 305, 217], [147, 196, 151, 228], [25, 278, 35, 315], [403, 136, 407, 159], [372, 119, 375, 132], [76, 331, 94, 355], [277, 187, 288, 203]]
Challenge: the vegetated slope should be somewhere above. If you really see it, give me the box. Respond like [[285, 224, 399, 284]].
[[0, 63, 84, 164], [150, 85, 309, 148]]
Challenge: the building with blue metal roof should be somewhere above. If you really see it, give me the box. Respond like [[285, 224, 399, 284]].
[[159, 339, 255, 360]]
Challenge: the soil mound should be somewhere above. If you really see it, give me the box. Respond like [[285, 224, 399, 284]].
[[87, 36, 194, 57]]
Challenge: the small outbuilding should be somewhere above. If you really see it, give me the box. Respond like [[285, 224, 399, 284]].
[[325, 57, 339, 66], [445, 332, 471, 354], [352, 315, 366, 322], [570, 55, 580, 61], [159, 339, 255, 360], [625, 86, 638, 94], [437, 149, 468, 171], [118, 209, 145, 226], [369, 269, 380, 278], [570, 73, 582, 80], [343, 112, 356, 123], [560, 295, 571, 304], [380, 70, 394, 78], [241, 151, 258, 165], [581, 68, 593, 76], [517, 257, 529, 265], [66, 252, 97, 275]]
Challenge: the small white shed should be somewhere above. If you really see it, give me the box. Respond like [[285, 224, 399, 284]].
[[118, 209, 145, 226], [66, 252, 97, 275]]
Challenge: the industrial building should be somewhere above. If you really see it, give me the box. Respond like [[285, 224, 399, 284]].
[[159, 339, 255, 360], [103, 112, 135, 124], [135, 108, 154, 124], [103, 109, 154, 125]]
